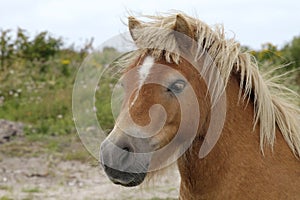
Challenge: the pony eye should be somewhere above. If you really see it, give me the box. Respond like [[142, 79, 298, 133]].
[[168, 80, 186, 94]]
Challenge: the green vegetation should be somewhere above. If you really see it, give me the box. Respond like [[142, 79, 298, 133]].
[[0, 29, 119, 136], [22, 187, 41, 193], [0, 185, 12, 191], [247, 38, 300, 95], [0, 28, 299, 139], [0, 196, 13, 200], [0, 134, 98, 167]]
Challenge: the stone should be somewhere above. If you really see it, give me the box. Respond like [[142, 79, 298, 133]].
[[0, 119, 24, 144]]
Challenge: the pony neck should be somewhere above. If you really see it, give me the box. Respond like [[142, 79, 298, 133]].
[[176, 73, 286, 199]]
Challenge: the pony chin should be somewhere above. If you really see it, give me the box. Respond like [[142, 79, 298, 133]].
[[101, 161, 149, 187]]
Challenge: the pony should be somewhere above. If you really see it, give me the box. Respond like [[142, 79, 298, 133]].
[[100, 12, 300, 199]]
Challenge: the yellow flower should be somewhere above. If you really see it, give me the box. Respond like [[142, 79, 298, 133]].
[[61, 59, 70, 65]]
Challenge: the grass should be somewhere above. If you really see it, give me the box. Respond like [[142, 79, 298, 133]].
[[63, 148, 91, 162], [0, 196, 13, 200], [22, 187, 41, 193], [0, 59, 115, 137], [0, 66, 76, 136], [0, 133, 95, 163], [0, 50, 117, 166], [0, 186, 12, 191]]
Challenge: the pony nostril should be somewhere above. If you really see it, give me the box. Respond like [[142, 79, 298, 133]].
[[122, 146, 133, 153]]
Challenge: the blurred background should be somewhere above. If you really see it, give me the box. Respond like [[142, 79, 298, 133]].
[[0, 0, 299, 199]]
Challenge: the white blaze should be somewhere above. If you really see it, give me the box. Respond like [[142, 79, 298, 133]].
[[138, 56, 154, 88], [131, 56, 154, 107]]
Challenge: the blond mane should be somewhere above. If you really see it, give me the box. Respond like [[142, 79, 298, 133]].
[[121, 12, 300, 157]]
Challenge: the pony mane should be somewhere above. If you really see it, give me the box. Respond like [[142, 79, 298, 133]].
[[121, 12, 300, 157]]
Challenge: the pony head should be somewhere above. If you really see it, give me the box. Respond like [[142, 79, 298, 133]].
[[99, 14, 213, 186]]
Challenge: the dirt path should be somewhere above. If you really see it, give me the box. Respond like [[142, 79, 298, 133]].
[[0, 137, 180, 200]]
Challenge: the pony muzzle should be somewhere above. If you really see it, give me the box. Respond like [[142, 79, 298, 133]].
[[100, 137, 152, 187]]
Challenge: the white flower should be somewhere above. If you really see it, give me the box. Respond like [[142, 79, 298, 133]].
[[93, 106, 97, 112], [57, 114, 63, 119]]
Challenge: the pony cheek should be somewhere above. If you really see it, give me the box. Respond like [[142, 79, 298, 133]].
[[151, 125, 179, 149]]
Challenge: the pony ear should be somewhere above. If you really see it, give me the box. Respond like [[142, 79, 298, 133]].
[[174, 14, 193, 39], [173, 14, 194, 53], [128, 16, 142, 42]]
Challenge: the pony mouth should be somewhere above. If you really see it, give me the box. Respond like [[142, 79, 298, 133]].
[[110, 177, 141, 187], [103, 165, 147, 187]]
